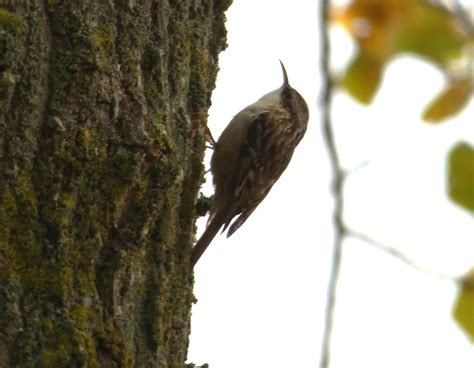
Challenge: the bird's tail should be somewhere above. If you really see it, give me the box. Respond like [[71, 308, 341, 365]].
[[191, 214, 224, 267]]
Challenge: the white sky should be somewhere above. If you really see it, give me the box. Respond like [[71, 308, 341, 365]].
[[187, 1, 474, 367]]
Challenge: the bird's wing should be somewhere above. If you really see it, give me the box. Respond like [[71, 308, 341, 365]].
[[222, 110, 276, 235]]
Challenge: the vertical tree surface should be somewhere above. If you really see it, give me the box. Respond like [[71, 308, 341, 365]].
[[0, 1, 231, 366]]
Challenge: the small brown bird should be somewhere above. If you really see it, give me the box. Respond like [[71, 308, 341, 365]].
[[191, 61, 309, 267]]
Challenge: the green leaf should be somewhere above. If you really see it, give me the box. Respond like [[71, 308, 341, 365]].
[[423, 79, 473, 123], [454, 270, 474, 342], [341, 53, 382, 104], [448, 143, 474, 212]]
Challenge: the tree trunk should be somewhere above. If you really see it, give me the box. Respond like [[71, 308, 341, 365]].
[[0, 0, 230, 366]]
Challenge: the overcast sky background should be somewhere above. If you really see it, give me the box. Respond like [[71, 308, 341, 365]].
[[187, 1, 474, 367]]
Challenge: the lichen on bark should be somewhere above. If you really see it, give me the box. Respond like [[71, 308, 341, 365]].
[[0, 0, 231, 366]]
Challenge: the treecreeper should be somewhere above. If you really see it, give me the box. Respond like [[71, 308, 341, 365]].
[[191, 61, 309, 267]]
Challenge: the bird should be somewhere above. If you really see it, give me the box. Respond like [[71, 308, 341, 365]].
[[191, 61, 309, 267]]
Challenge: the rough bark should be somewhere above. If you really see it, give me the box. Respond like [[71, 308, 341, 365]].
[[0, 0, 231, 366]]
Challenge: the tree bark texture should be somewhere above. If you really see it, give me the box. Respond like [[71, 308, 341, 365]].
[[0, 0, 231, 366]]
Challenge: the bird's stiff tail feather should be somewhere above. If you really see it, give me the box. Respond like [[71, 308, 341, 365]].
[[191, 214, 224, 267]]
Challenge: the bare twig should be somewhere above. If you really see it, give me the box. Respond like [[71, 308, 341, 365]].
[[344, 160, 371, 176], [345, 227, 458, 282], [451, 0, 474, 35], [432, 0, 474, 35], [319, 1, 346, 367]]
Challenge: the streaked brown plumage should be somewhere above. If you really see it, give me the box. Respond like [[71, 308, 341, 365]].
[[191, 61, 309, 267]]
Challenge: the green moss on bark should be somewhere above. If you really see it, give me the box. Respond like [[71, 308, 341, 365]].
[[0, 0, 232, 366], [0, 7, 23, 29]]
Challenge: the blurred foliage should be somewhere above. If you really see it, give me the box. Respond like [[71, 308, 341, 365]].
[[333, 0, 473, 121], [448, 142, 474, 212], [332, 0, 474, 344], [423, 78, 473, 122], [454, 270, 474, 341]]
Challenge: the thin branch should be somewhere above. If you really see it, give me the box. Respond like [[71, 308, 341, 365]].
[[345, 227, 458, 282], [344, 160, 371, 176], [432, 0, 474, 35], [451, 0, 474, 35], [450, 0, 474, 86], [319, 1, 346, 367]]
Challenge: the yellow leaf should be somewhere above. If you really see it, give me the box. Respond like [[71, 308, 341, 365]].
[[423, 79, 473, 123], [454, 270, 474, 341], [333, 0, 468, 104], [448, 143, 474, 212], [334, 0, 466, 64], [334, 0, 409, 59]]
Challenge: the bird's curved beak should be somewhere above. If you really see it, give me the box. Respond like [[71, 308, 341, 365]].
[[279, 60, 289, 86]]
